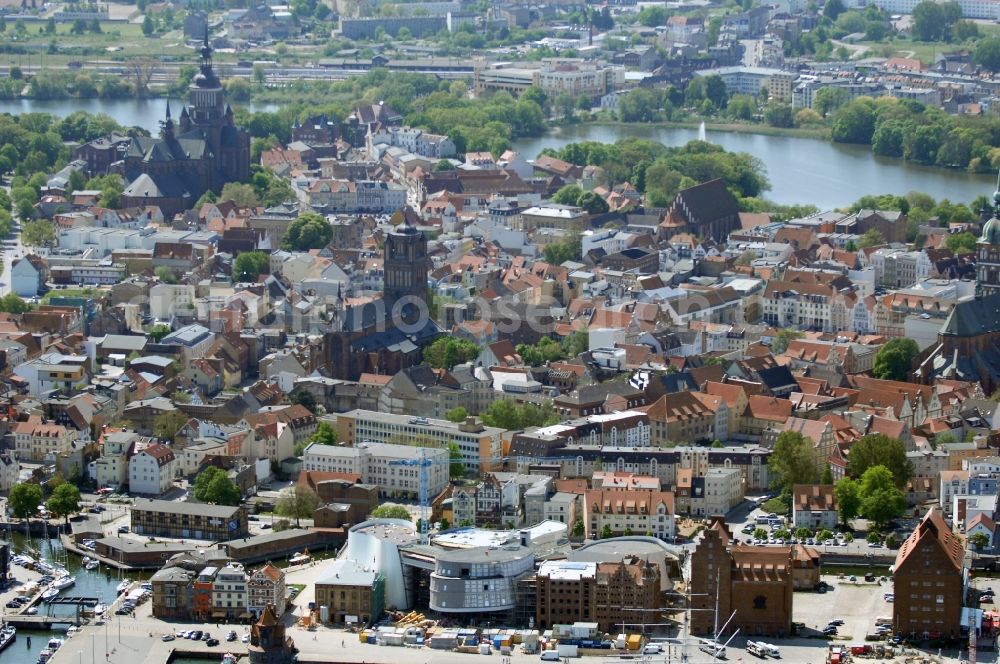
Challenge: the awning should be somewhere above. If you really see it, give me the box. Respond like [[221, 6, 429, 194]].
[[211, 611, 228, 618]]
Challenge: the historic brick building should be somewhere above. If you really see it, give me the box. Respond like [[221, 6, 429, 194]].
[[660, 179, 740, 243], [116, 35, 250, 217], [690, 518, 794, 638], [892, 508, 965, 639], [324, 223, 440, 380], [535, 556, 661, 632]]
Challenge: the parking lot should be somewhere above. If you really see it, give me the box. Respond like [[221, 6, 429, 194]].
[[795, 575, 894, 642]]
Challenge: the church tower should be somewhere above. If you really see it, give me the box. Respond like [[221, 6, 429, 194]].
[[189, 30, 225, 151], [976, 170, 1000, 299], [384, 223, 430, 308]]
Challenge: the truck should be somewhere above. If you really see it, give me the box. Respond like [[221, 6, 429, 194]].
[[556, 644, 579, 658]]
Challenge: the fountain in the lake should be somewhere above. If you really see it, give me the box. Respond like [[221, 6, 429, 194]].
[[698, 121, 707, 141]]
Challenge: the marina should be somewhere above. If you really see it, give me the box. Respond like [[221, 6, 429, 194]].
[[0, 531, 151, 664]]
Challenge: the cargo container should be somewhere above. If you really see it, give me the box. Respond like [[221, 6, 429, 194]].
[[626, 635, 642, 650], [557, 644, 579, 658]]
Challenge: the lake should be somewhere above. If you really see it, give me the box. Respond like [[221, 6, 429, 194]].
[[0, 99, 279, 131], [512, 123, 996, 209], [0, 97, 991, 209]]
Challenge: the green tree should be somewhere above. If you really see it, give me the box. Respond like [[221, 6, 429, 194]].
[[763, 103, 795, 128], [795, 527, 813, 540], [481, 399, 559, 430], [618, 87, 666, 122], [433, 159, 455, 172], [289, 389, 318, 414], [444, 407, 468, 423], [517, 336, 566, 366], [824, 0, 846, 19], [768, 431, 819, 495], [846, 433, 912, 486], [970, 532, 991, 550], [945, 231, 977, 253], [371, 503, 411, 520], [423, 336, 480, 370], [975, 38, 1000, 72], [572, 519, 585, 538], [20, 220, 55, 247], [154, 266, 177, 284], [859, 465, 905, 528], [552, 184, 584, 205], [857, 228, 886, 248], [152, 409, 189, 442], [448, 441, 465, 479], [439, 517, 451, 531], [831, 99, 876, 144], [600, 524, 613, 539], [771, 329, 804, 354], [542, 233, 582, 264], [934, 431, 957, 448], [703, 75, 728, 109], [148, 323, 172, 342], [867, 531, 882, 544], [834, 477, 861, 525], [577, 191, 609, 215], [297, 421, 337, 456], [275, 484, 320, 526], [0, 294, 30, 314], [142, 14, 154, 36], [220, 182, 259, 208], [282, 212, 333, 251], [193, 466, 241, 505], [45, 483, 81, 524], [820, 465, 833, 484], [872, 337, 919, 381], [9, 483, 42, 521], [754, 527, 769, 540], [233, 251, 269, 282], [636, 5, 667, 26]]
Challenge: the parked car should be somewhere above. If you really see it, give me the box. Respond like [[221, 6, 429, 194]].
[[226, 631, 237, 642], [206, 639, 219, 647], [162, 635, 175, 642]]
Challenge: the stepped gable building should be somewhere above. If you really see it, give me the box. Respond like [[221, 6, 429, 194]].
[[660, 179, 740, 242], [118, 34, 250, 217]]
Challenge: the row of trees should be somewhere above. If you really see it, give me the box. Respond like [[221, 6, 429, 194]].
[[769, 432, 912, 529], [9, 481, 81, 524], [540, 138, 770, 210], [830, 96, 1000, 172]]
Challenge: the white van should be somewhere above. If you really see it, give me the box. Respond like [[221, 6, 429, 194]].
[[540, 652, 560, 661], [643, 644, 661, 654], [875, 617, 892, 626]]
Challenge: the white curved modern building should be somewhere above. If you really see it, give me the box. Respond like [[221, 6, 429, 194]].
[[345, 519, 419, 610]]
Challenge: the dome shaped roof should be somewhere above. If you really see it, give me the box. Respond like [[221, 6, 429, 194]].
[[981, 216, 1000, 245]]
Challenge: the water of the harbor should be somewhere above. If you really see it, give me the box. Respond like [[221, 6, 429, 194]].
[[0, 528, 150, 664]]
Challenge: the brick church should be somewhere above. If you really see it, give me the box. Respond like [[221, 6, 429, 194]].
[[117, 35, 250, 217], [323, 222, 442, 380]]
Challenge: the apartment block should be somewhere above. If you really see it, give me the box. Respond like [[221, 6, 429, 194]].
[[302, 441, 449, 499], [334, 410, 502, 475]]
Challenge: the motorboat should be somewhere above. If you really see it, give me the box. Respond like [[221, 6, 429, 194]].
[[0, 624, 16, 653], [51, 576, 75, 591], [37, 648, 52, 663], [81, 556, 93, 565], [288, 553, 310, 565], [116, 580, 130, 595], [223, 654, 238, 664], [40, 589, 59, 602], [84, 560, 98, 571], [46, 638, 63, 651]]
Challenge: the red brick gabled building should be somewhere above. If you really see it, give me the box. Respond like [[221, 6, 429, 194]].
[[892, 508, 966, 639]]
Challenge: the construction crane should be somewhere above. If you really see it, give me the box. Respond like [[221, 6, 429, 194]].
[[388, 452, 588, 542]]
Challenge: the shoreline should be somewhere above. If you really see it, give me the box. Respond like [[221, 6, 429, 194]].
[[552, 118, 833, 141]]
